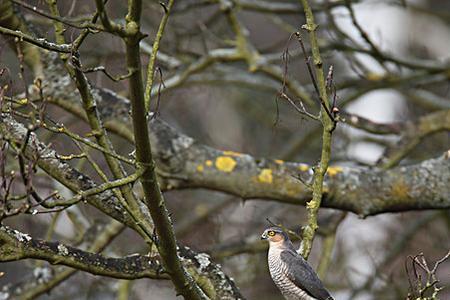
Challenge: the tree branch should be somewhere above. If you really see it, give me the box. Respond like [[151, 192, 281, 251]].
[[0, 1, 43, 76], [0, 225, 165, 280], [28, 89, 450, 217], [144, 0, 175, 111], [379, 109, 450, 169], [297, 0, 336, 259], [0, 26, 71, 53], [122, 1, 207, 298], [338, 111, 404, 135], [94, 0, 126, 36], [2, 219, 125, 299]]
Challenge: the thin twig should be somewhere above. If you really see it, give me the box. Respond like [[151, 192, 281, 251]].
[[82, 66, 133, 82], [11, 0, 103, 32], [0, 26, 71, 53], [144, 0, 175, 112], [294, 31, 334, 121], [279, 92, 319, 121]]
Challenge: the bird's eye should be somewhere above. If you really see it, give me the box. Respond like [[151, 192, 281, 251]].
[[267, 230, 275, 236]]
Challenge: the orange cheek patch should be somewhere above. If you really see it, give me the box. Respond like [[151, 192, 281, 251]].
[[269, 234, 283, 242]]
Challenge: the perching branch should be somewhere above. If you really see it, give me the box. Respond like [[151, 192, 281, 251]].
[[297, 0, 336, 259]]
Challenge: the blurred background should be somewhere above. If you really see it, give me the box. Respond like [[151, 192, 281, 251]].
[[0, 0, 449, 299]]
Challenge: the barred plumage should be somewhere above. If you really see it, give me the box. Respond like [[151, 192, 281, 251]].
[[268, 247, 316, 300], [261, 227, 334, 300]]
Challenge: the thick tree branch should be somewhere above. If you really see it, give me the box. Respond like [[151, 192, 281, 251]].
[[2, 219, 125, 300], [0, 225, 165, 280], [156, 137, 450, 217], [26, 80, 450, 217], [14, 55, 447, 218]]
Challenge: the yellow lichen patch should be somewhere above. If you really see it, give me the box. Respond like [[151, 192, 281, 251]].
[[391, 178, 409, 199], [366, 72, 384, 81], [205, 160, 213, 167], [306, 200, 318, 210], [298, 164, 310, 172], [215, 156, 236, 172], [258, 169, 273, 184], [222, 150, 243, 157], [17, 98, 28, 105], [275, 159, 284, 164], [327, 166, 343, 176], [196, 164, 204, 172]]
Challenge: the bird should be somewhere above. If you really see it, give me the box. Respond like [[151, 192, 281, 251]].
[[261, 226, 334, 300]]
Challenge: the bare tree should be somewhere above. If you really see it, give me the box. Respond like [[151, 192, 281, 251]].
[[0, 0, 448, 299]]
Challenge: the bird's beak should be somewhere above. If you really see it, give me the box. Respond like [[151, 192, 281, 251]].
[[261, 232, 267, 240]]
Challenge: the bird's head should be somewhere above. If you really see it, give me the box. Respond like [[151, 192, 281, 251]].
[[261, 227, 289, 245]]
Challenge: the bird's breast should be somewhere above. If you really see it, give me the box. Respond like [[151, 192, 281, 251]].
[[267, 249, 316, 300]]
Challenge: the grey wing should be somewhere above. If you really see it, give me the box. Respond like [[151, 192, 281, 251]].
[[280, 249, 333, 300]]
